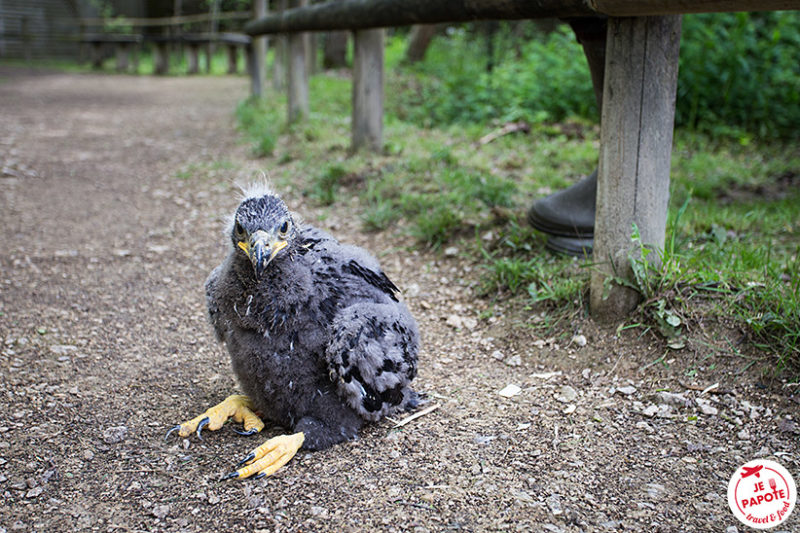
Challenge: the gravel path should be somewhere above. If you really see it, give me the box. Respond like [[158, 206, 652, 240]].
[[0, 68, 797, 533]]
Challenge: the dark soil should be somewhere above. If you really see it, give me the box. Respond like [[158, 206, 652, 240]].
[[0, 67, 797, 533]]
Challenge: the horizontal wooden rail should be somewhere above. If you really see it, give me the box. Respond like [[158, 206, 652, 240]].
[[244, 0, 592, 35], [77, 12, 251, 28], [245, 0, 799, 35], [590, 0, 799, 16]]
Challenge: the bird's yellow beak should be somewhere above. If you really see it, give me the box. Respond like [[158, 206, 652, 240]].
[[239, 230, 288, 279]]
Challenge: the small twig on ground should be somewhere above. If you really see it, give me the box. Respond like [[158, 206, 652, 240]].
[[476, 121, 531, 146], [530, 371, 562, 380], [679, 381, 732, 395], [395, 500, 437, 512], [609, 352, 624, 375], [387, 403, 440, 428]]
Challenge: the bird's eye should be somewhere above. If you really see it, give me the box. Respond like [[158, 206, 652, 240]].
[[234, 221, 245, 237], [279, 221, 290, 236]]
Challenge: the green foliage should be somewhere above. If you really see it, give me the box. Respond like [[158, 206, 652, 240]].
[[410, 204, 462, 248], [173, 159, 236, 181], [359, 150, 517, 248], [235, 98, 280, 157], [480, 220, 588, 312], [732, 252, 800, 372], [307, 164, 347, 206], [88, 0, 133, 32], [616, 184, 800, 371], [388, 26, 594, 127], [391, 13, 800, 140], [616, 214, 693, 350], [678, 12, 800, 139]]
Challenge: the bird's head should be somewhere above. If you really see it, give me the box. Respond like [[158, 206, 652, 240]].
[[230, 190, 296, 279]]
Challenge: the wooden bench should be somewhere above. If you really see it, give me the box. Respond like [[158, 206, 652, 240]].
[[147, 33, 252, 75], [175, 33, 253, 75], [80, 34, 142, 72], [80, 31, 251, 76]]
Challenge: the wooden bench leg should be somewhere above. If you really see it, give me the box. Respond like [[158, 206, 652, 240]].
[[287, 31, 309, 123], [116, 43, 130, 72], [154, 42, 169, 75], [227, 44, 239, 74], [273, 35, 287, 91], [590, 15, 682, 319], [132, 43, 140, 73], [250, 0, 268, 97], [91, 42, 103, 69], [187, 44, 199, 74], [351, 29, 384, 153]]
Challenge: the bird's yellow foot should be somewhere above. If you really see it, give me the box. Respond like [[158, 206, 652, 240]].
[[165, 394, 265, 441], [223, 432, 305, 480]]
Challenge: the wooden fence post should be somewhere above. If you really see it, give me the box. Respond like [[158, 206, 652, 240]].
[[251, 0, 268, 97], [351, 28, 384, 152], [273, 36, 288, 90], [404, 24, 437, 63], [154, 41, 170, 75], [272, 0, 288, 91], [323, 31, 348, 68], [90, 41, 104, 69], [187, 43, 200, 74], [590, 15, 682, 319], [115, 42, 130, 72], [226, 43, 239, 73], [287, 0, 310, 123]]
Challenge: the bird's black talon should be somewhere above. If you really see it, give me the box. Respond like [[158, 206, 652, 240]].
[[196, 417, 210, 440], [233, 427, 259, 436], [253, 472, 267, 480], [221, 471, 240, 481], [164, 425, 182, 442], [235, 452, 256, 468]]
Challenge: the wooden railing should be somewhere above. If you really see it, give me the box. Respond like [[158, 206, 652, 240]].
[[78, 11, 254, 76], [242, 0, 800, 318]]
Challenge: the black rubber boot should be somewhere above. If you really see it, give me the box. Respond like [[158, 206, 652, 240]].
[[527, 169, 597, 240], [528, 17, 606, 257], [544, 235, 594, 256]]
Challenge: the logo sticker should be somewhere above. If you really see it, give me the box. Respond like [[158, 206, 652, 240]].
[[728, 459, 796, 529]]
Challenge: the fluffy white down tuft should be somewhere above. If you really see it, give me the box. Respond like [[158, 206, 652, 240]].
[[220, 179, 278, 245], [238, 178, 275, 201]]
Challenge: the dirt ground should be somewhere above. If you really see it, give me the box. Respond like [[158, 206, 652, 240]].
[[0, 67, 797, 533]]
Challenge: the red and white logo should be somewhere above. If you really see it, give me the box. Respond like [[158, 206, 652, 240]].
[[728, 459, 796, 529]]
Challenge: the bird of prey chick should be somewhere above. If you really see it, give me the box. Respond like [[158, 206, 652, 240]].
[[167, 184, 420, 479]]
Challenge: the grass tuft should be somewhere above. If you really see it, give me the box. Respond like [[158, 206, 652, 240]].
[[235, 98, 280, 157], [307, 164, 347, 206]]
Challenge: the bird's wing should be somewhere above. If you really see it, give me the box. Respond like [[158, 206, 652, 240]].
[[325, 301, 419, 421], [205, 264, 225, 342], [341, 260, 399, 302]]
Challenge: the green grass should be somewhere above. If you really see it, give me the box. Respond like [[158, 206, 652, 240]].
[[235, 97, 281, 157], [733, 256, 800, 371], [0, 58, 90, 74], [233, 55, 799, 377], [173, 159, 236, 181], [307, 163, 348, 206], [0, 47, 248, 77], [385, 14, 800, 140]]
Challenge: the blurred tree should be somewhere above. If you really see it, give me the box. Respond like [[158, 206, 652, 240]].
[[323, 31, 348, 68], [404, 24, 437, 63]]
